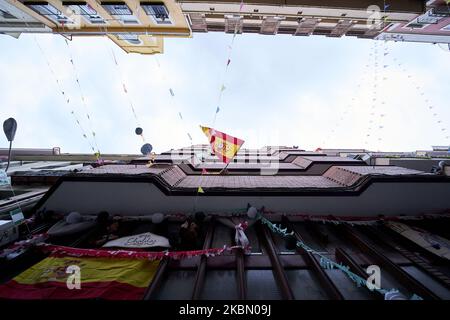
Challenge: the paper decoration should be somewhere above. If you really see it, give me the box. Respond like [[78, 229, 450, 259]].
[[103, 232, 171, 249], [201, 168, 208, 175], [198, 186, 205, 193]]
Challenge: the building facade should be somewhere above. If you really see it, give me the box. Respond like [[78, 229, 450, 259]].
[[2, 0, 450, 54]]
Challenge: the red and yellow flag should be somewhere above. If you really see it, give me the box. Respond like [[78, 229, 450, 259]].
[[200, 125, 244, 164], [0, 256, 160, 300]]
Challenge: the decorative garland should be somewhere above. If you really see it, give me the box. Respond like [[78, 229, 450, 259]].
[[257, 213, 423, 300], [37, 243, 243, 261]]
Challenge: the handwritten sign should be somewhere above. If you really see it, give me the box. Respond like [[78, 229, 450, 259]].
[[102, 232, 171, 249]]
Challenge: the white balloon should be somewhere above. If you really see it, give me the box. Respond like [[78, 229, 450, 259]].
[[247, 207, 258, 219], [152, 213, 165, 224]]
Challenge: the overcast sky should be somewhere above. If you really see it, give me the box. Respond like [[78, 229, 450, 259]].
[[0, 32, 449, 154]]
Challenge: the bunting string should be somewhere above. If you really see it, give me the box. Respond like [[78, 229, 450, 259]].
[[153, 56, 194, 145], [108, 44, 144, 138], [390, 50, 449, 141], [324, 41, 375, 147], [33, 36, 97, 154], [257, 213, 423, 300], [212, 0, 244, 127], [64, 39, 102, 158]]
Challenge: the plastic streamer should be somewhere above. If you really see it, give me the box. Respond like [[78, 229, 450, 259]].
[[212, 0, 244, 127], [63, 39, 102, 158], [257, 213, 423, 300], [33, 36, 97, 154]]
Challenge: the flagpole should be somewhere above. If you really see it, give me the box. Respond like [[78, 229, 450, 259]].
[[219, 162, 231, 175]]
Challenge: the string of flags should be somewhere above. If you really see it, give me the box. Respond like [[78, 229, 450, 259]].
[[390, 53, 449, 141], [153, 57, 194, 145], [33, 36, 97, 156], [63, 39, 102, 160], [325, 41, 375, 146], [256, 213, 423, 300], [212, 0, 244, 126]]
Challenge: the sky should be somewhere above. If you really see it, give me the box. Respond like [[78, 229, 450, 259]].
[[0, 32, 449, 155]]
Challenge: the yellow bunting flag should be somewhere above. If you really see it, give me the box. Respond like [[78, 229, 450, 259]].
[[198, 186, 204, 193], [200, 126, 244, 164]]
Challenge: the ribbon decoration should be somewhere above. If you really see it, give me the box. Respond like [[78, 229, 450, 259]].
[[234, 221, 250, 249], [257, 213, 423, 300], [37, 243, 244, 261]]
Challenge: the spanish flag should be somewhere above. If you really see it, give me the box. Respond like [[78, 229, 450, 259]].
[[0, 256, 160, 300], [200, 126, 244, 164]]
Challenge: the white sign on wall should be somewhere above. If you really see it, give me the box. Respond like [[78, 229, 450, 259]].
[[103, 232, 171, 248]]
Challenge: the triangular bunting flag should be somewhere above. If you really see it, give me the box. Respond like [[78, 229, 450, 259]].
[[198, 186, 204, 193]]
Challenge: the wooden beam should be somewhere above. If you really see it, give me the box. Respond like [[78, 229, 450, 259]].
[[335, 247, 382, 300], [192, 217, 215, 299], [257, 223, 295, 300], [283, 216, 344, 300], [339, 224, 441, 300], [142, 258, 169, 300]]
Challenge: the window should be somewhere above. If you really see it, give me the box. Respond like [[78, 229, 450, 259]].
[[116, 34, 142, 45], [141, 2, 172, 25], [63, 2, 106, 24], [102, 2, 139, 25], [24, 2, 74, 24], [0, 9, 17, 19]]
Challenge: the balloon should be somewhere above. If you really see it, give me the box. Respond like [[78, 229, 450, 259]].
[[135, 127, 143, 135], [152, 213, 164, 224], [247, 206, 258, 219], [66, 211, 82, 224], [141, 143, 153, 155]]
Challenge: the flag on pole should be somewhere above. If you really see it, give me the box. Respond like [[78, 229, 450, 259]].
[[200, 126, 244, 164]]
